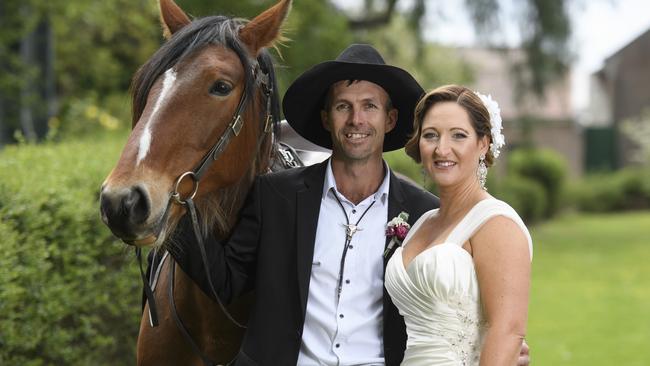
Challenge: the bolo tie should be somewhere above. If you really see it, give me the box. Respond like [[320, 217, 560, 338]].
[[331, 189, 376, 300]]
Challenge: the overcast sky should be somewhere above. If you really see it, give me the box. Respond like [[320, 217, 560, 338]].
[[332, 0, 650, 113]]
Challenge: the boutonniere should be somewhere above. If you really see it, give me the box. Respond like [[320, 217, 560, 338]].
[[383, 211, 410, 258]]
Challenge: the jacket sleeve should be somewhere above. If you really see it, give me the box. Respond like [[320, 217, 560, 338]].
[[170, 175, 264, 304]]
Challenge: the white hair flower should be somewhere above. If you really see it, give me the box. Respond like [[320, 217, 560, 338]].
[[475, 92, 505, 159]]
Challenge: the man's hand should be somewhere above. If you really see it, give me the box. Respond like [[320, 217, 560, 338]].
[[517, 339, 530, 366]]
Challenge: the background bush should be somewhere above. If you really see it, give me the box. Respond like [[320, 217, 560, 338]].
[[0, 133, 141, 365], [569, 168, 650, 212], [508, 148, 567, 217], [494, 175, 548, 223], [384, 149, 545, 223]]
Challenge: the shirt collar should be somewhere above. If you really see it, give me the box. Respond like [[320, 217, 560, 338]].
[[322, 158, 391, 204]]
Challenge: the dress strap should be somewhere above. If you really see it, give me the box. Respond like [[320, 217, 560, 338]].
[[401, 208, 438, 249], [446, 199, 533, 260]]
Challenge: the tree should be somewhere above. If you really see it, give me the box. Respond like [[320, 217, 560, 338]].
[[0, 0, 572, 144], [0, 0, 161, 142], [335, 0, 572, 97], [621, 109, 650, 166], [177, 0, 354, 94]]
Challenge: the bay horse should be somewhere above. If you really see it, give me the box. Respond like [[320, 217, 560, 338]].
[[99, 0, 293, 364]]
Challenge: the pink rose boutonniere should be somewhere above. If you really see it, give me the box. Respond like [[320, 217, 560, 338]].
[[383, 211, 410, 258]]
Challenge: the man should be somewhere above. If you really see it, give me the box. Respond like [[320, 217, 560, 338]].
[[176, 44, 528, 365]]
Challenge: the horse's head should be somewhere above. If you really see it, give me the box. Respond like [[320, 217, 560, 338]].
[[100, 0, 291, 247]]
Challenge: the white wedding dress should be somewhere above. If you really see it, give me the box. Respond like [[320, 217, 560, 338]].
[[385, 198, 532, 365]]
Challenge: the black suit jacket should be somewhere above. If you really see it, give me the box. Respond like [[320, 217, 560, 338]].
[[175, 160, 439, 365]]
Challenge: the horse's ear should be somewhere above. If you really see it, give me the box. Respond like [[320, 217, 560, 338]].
[[159, 0, 191, 40], [239, 0, 292, 56]]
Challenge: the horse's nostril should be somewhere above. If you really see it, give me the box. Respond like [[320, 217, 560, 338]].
[[100, 186, 151, 239], [127, 186, 150, 225]]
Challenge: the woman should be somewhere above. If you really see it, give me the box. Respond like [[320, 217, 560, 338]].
[[385, 85, 532, 365]]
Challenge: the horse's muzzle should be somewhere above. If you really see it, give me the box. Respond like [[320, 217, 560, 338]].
[[100, 185, 152, 242]]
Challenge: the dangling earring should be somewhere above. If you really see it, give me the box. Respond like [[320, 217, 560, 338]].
[[477, 154, 488, 191]]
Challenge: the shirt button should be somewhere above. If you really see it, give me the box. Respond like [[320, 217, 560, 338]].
[[335, 343, 340, 348], [352, 209, 357, 214], [339, 314, 344, 318], [345, 279, 350, 284], [349, 245, 354, 249]]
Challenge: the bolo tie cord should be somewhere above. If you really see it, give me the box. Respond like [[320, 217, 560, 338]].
[[331, 189, 376, 300]]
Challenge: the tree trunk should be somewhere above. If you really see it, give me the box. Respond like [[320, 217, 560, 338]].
[[18, 9, 56, 142], [19, 11, 38, 142]]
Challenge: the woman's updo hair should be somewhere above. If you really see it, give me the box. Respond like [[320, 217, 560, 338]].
[[404, 84, 495, 166]]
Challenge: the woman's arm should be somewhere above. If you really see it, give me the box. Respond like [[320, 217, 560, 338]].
[[472, 215, 531, 366]]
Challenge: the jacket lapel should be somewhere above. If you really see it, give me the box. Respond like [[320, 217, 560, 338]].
[[295, 161, 327, 319], [384, 171, 407, 265]]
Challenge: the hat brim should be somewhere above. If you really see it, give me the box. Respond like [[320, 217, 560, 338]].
[[282, 60, 424, 152]]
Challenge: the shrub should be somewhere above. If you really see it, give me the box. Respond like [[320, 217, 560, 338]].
[[0, 134, 141, 365], [571, 168, 650, 212], [493, 175, 548, 223], [50, 93, 130, 141], [508, 148, 567, 217]]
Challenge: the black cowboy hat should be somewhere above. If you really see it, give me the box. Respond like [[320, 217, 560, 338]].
[[282, 44, 424, 152]]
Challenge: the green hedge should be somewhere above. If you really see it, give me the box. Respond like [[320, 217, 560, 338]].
[[569, 168, 650, 212], [494, 175, 547, 223], [0, 133, 141, 365], [508, 148, 567, 217]]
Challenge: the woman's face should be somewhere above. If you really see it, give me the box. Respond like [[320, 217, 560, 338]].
[[419, 101, 488, 190]]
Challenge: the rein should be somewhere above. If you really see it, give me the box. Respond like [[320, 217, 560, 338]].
[[137, 58, 275, 366]]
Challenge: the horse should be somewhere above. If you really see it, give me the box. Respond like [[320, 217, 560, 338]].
[[99, 0, 293, 364]]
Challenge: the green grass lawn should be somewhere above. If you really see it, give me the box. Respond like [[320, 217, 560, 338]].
[[528, 211, 650, 365]]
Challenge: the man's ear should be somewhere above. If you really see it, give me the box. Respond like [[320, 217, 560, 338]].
[[321, 110, 331, 131], [385, 108, 398, 133]]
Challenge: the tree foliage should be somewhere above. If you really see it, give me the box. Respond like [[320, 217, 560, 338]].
[[176, 0, 354, 94], [338, 0, 572, 96], [0, 0, 571, 140]]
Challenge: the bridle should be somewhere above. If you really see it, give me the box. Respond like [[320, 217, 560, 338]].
[[136, 55, 276, 366]]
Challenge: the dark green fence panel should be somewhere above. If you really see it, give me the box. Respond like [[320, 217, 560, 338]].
[[584, 127, 617, 172]]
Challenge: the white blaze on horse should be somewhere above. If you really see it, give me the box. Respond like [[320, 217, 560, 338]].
[[99, 0, 293, 364]]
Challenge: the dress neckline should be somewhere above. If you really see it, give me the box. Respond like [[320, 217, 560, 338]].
[[400, 198, 496, 269]]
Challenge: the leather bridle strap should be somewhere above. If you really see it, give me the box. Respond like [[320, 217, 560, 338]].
[[191, 61, 272, 181], [191, 84, 249, 181], [136, 248, 159, 327], [142, 61, 273, 364], [167, 198, 246, 366], [168, 255, 216, 366], [185, 198, 246, 328]]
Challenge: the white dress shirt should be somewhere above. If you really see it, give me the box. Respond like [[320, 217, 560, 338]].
[[297, 159, 390, 366]]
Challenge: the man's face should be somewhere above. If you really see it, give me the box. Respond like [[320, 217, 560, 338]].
[[321, 80, 397, 163]]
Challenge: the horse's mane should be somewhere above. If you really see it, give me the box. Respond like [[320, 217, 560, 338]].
[[130, 15, 281, 244]]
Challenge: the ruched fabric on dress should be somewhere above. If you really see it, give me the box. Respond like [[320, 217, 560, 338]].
[[385, 199, 532, 366]]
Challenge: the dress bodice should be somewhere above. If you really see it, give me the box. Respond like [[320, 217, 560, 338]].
[[385, 198, 532, 366]]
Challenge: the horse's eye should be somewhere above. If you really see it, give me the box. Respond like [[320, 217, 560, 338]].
[[210, 81, 233, 96]]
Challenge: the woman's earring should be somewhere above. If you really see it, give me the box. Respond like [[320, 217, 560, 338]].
[[477, 154, 488, 191]]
